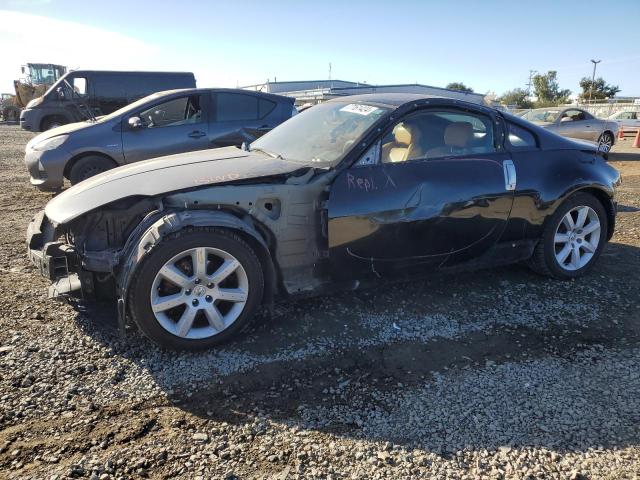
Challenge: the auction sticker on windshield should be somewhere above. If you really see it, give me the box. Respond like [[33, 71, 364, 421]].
[[340, 104, 381, 116]]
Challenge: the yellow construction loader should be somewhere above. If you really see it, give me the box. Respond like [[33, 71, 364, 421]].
[[1, 63, 66, 121]]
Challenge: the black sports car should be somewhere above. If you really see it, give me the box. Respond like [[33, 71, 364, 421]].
[[27, 94, 621, 350]]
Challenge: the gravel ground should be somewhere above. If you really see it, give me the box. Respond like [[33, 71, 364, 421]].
[[1, 123, 639, 479]]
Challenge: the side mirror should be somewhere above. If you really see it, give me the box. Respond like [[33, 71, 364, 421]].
[[128, 116, 143, 129], [56, 87, 65, 100]]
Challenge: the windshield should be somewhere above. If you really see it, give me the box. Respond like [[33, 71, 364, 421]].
[[28, 64, 64, 86], [250, 101, 391, 167], [522, 109, 561, 123]]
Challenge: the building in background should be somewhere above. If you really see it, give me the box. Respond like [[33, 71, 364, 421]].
[[242, 80, 487, 106]]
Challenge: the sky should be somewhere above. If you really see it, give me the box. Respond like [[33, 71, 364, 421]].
[[1, 0, 639, 97]]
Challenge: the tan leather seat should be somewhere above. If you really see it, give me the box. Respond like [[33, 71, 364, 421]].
[[425, 121, 473, 158], [382, 124, 412, 163]]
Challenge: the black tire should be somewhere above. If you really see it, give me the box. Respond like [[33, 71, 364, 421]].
[[41, 116, 67, 131], [598, 131, 614, 149], [528, 192, 608, 279], [128, 227, 265, 350], [69, 155, 115, 185]]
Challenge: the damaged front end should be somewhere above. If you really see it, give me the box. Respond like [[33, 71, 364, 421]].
[[26, 196, 159, 300], [26, 210, 84, 298]]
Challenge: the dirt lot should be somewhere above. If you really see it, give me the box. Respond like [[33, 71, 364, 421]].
[[1, 123, 639, 480]]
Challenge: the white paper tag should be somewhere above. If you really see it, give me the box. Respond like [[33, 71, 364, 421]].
[[340, 104, 380, 116]]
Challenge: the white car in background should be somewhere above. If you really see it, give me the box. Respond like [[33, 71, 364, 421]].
[[608, 110, 640, 130]]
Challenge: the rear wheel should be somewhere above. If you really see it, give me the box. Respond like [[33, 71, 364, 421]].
[[69, 155, 115, 185], [129, 228, 264, 350], [528, 192, 607, 279]]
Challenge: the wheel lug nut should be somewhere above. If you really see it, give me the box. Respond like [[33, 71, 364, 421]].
[[207, 283, 214, 288], [194, 278, 201, 284], [192, 299, 199, 307], [185, 289, 191, 295], [205, 295, 213, 302]]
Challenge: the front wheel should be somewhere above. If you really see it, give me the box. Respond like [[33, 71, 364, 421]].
[[2, 106, 20, 122], [528, 192, 608, 279], [69, 155, 115, 185], [42, 116, 66, 131], [128, 228, 264, 350], [598, 132, 614, 150]]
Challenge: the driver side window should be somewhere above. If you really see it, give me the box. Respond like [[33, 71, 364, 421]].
[[139, 95, 203, 128], [560, 109, 586, 123], [380, 110, 496, 163]]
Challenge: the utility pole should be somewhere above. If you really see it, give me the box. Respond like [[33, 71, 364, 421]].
[[526, 69, 537, 97], [328, 62, 332, 81], [588, 59, 601, 104]]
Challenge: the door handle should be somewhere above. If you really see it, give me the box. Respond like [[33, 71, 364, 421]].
[[503, 160, 516, 191], [188, 131, 206, 138], [257, 125, 271, 132]]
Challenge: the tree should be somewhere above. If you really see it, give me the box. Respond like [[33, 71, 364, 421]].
[[446, 82, 474, 93], [532, 71, 571, 107], [497, 88, 533, 109], [578, 77, 620, 102]]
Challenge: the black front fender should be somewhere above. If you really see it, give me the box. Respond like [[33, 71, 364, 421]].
[[116, 209, 276, 331]]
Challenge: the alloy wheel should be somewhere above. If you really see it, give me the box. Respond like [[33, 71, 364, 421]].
[[553, 205, 601, 271], [150, 247, 249, 339], [599, 133, 613, 149]]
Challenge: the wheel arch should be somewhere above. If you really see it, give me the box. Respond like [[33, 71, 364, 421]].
[[63, 151, 118, 179], [548, 186, 615, 241], [117, 209, 279, 328], [576, 186, 616, 240]]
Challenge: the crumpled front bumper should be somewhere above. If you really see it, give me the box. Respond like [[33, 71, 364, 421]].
[[26, 210, 82, 297]]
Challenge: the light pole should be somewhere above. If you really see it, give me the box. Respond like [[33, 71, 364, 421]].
[[526, 69, 537, 97], [588, 59, 601, 104]]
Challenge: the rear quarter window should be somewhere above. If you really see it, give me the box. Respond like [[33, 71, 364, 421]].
[[259, 98, 276, 118], [216, 93, 259, 121], [508, 122, 538, 150]]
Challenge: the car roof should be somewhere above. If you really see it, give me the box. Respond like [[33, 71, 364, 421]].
[[531, 106, 586, 112], [326, 93, 489, 111], [150, 88, 292, 101]]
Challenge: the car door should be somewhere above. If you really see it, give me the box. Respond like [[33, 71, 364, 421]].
[[208, 92, 276, 148], [121, 93, 210, 163], [556, 109, 597, 141], [327, 107, 515, 279], [59, 74, 92, 122]]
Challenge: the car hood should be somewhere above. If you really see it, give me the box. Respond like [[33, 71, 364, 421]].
[[45, 147, 304, 224], [26, 120, 94, 149], [567, 137, 599, 148]]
